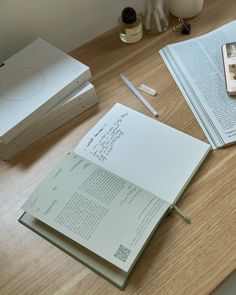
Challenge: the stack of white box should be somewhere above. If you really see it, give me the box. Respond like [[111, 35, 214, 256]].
[[0, 39, 98, 160]]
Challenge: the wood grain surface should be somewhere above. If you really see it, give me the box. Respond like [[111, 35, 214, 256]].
[[1, 0, 235, 294]]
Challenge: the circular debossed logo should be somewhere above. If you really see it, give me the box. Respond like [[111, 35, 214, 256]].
[[0, 67, 45, 101]]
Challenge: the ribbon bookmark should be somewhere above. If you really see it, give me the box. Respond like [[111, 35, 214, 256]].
[[170, 204, 191, 224]]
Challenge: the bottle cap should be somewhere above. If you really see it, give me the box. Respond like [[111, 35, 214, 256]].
[[122, 7, 137, 24]]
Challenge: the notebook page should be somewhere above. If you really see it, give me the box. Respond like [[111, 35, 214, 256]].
[[75, 103, 210, 204], [19, 213, 129, 289], [22, 153, 169, 273]]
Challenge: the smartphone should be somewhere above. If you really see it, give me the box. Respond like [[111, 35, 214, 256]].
[[222, 42, 236, 95]]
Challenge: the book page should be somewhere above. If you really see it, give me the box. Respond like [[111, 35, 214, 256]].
[[166, 21, 236, 145], [160, 48, 223, 148], [22, 153, 169, 273], [74, 103, 210, 204], [19, 213, 128, 289]]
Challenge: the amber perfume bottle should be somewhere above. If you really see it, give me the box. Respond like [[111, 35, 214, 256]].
[[118, 7, 143, 43]]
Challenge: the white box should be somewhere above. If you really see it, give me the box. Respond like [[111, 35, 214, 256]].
[[0, 82, 98, 160], [0, 39, 91, 143]]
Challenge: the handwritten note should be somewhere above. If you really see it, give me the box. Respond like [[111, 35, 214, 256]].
[[83, 112, 129, 163]]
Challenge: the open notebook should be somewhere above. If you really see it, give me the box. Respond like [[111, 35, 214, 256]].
[[20, 103, 211, 288]]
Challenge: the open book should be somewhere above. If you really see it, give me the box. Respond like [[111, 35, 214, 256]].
[[160, 21, 236, 149], [20, 103, 211, 288]]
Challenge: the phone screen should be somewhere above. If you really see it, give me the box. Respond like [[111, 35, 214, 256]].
[[222, 42, 236, 95]]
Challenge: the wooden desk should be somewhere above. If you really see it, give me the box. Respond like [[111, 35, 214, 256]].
[[1, 0, 235, 294]]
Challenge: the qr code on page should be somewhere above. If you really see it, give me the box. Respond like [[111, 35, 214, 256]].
[[114, 244, 131, 262]]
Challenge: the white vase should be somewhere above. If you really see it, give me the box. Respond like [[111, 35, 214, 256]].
[[167, 0, 204, 19]]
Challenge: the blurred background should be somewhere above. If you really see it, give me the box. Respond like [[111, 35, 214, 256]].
[[0, 0, 146, 61]]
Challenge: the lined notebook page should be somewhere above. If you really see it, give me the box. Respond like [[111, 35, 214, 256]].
[[75, 103, 210, 204]]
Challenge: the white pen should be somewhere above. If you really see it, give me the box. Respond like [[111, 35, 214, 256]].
[[120, 74, 159, 117]]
